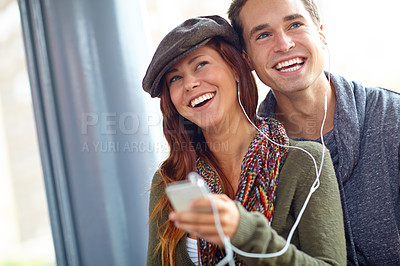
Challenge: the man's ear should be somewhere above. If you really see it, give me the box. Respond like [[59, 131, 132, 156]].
[[319, 24, 327, 45], [242, 50, 254, 71]]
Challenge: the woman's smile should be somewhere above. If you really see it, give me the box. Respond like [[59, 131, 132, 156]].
[[189, 92, 216, 108]]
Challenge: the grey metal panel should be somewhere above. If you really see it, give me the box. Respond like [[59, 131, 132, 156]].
[[18, 0, 154, 265]]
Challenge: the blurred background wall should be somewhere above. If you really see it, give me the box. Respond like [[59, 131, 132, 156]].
[[0, 0, 398, 265], [0, 0, 55, 264]]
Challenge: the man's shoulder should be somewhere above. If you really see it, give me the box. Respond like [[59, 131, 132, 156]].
[[364, 86, 400, 103], [257, 90, 276, 118], [331, 72, 400, 101], [331, 73, 400, 123], [331, 73, 400, 140]]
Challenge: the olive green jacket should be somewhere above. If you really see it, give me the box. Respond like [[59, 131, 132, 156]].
[[147, 140, 346, 265]]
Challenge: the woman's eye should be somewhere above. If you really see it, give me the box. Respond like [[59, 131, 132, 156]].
[[257, 32, 270, 40], [169, 75, 181, 84], [196, 61, 207, 70]]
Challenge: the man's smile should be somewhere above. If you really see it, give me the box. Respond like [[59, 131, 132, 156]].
[[274, 57, 305, 73]]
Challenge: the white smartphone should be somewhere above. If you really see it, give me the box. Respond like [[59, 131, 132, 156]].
[[166, 172, 210, 212]]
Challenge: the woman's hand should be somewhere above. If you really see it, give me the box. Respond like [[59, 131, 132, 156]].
[[169, 194, 240, 246]]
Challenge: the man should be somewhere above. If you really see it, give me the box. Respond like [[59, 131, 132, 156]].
[[228, 0, 400, 265]]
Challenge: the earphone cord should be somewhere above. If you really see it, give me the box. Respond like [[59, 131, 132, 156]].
[[212, 46, 332, 265]]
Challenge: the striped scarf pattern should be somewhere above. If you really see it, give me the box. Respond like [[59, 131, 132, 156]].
[[196, 117, 289, 265]]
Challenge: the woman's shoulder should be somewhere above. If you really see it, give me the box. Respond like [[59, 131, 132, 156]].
[[281, 139, 332, 181], [287, 139, 327, 161], [148, 170, 165, 209], [289, 138, 324, 148], [151, 170, 163, 186]]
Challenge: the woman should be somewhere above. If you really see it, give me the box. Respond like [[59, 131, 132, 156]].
[[142, 15, 345, 265]]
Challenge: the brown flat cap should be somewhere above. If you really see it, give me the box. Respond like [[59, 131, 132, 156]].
[[142, 15, 240, 98]]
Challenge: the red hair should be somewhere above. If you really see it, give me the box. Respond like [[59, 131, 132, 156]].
[[149, 37, 258, 265]]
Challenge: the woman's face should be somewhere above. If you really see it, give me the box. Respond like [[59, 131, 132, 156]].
[[165, 45, 240, 131]]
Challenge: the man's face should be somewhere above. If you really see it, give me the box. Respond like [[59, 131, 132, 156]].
[[239, 0, 326, 97]]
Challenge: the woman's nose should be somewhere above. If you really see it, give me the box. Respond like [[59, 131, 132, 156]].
[[184, 75, 200, 92]]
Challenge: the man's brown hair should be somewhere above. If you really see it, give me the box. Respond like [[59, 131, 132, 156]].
[[228, 0, 321, 50]]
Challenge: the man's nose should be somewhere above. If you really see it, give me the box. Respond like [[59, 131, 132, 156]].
[[274, 31, 295, 53]]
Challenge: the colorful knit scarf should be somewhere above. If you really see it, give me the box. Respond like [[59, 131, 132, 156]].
[[196, 117, 289, 265]]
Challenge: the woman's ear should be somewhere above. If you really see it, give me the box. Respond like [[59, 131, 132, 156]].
[[234, 72, 239, 83], [242, 50, 254, 71]]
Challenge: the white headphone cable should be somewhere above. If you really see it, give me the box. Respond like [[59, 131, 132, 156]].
[[213, 43, 332, 265]]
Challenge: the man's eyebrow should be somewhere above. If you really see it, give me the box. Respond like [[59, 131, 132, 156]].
[[283, 13, 305, 22], [249, 23, 269, 39], [248, 14, 306, 39]]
